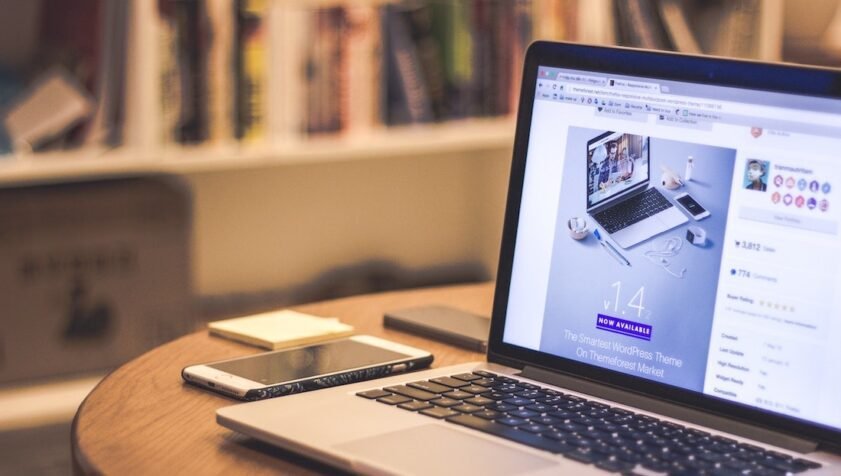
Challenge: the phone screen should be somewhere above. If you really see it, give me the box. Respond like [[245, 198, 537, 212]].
[[208, 339, 409, 385], [676, 194, 706, 215]]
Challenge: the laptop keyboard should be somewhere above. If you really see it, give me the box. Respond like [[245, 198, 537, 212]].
[[593, 188, 673, 234], [357, 371, 823, 475]]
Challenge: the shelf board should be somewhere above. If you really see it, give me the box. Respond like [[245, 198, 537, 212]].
[[0, 374, 104, 431], [0, 119, 515, 186]]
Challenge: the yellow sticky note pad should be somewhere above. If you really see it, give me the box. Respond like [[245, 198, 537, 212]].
[[208, 310, 354, 350]]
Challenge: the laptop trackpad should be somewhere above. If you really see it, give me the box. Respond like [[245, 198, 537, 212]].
[[334, 424, 557, 475]]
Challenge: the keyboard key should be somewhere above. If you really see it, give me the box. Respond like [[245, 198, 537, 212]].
[[488, 402, 517, 412], [515, 390, 544, 399], [472, 409, 501, 420], [471, 370, 497, 378], [569, 415, 598, 426], [420, 407, 460, 419], [723, 458, 753, 471], [453, 403, 482, 414], [460, 385, 491, 395], [760, 458, 803, 474], [447, 414, 573, 454], [443, 390, 474, 400], [738, 442, 764, 452], [594, 457, 635, 473], [519, 423, 549, 434], [497, 417, 527, 427], [398, 400, 433, 411], [548, 409, 576, 419], [495, 376, 519, 384], [566, 436, 598, 448], [464, 396, 494, 407], [526, 403, 550, 413], [487, 392, 513, 401], [766, 450, 793, 461], [451, 373, 481, 382], [503, 397, 534, 406], [377, 395, 412, 405], [471, 378, 496, 387], [509, 409, 539, 419], [579, 428, 612, 441], [356, 389, 391, 399], [407, 380, 452, 394], [563, 448, 607, 464], [698, 451, 728, 464], [429, 377, 468, 388], [635, 414, 659, 424], [384, 385, 439, 401], [541, 431, 569, 441], [531, 416, 561, 426], [431, 397, 460, 408], [793, 458, 822, 469], [660, 421, 685, 431], [554, 422, 587, 433]]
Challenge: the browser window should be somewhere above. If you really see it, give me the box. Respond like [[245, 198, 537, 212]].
[[504, 66, 841, 432]]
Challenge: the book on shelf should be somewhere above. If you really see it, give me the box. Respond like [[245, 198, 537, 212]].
[[656, 0, 702, 54], [342, 4, 382, 136], [613, 0, 783, 60], [234, 0, 268, 143], [206, 0, 236, 144], [158, 0, 211, 145], [0, 0, 128, 153], [614, 0, 673, 51]]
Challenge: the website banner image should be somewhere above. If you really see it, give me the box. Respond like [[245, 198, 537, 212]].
[[539, 126, 737, 391]]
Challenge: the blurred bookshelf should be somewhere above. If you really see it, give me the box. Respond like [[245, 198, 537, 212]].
[[0, 118, 514, 185], [0, 0, 790, 184]]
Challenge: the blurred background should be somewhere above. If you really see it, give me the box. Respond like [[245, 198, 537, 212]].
[[0, 0, 839, 473]]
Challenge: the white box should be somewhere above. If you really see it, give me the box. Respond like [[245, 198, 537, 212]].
[[0, 177, 193, 383]]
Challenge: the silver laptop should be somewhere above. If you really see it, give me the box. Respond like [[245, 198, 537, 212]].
[[586, 131, 687, 249], [218, 42, 841, 475]]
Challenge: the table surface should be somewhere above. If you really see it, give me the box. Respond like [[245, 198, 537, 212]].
[[72, 282, 494, 475]]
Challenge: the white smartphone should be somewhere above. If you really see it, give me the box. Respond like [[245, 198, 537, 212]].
[[182, 335, 433, 401], [674, 192, 710, 220]]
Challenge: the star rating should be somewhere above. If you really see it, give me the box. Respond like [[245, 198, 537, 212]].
[[759, 300, 794, 312]]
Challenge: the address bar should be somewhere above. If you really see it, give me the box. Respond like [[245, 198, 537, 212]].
[[564, 83, 838, 124]]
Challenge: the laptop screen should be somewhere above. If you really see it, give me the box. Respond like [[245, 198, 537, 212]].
[[502, 63, 841, 433], [586, 131, 650, 209]]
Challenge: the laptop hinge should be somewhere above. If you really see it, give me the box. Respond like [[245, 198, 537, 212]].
[[519, 365, 819, 454]]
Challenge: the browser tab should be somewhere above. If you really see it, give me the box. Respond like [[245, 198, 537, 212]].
[[555, 72, 607, 87], [608, 78, 661, 93]]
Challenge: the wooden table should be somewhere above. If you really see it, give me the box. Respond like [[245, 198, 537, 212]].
[[72, 283, 493, 475]]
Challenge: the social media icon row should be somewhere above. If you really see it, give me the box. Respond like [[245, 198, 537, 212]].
[[772, 175, 831, 194], [771, 192, 829, 211]]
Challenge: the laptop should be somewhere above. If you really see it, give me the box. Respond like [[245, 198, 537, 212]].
[[217, 42, 841, 475], [586, 131, 688, 249]]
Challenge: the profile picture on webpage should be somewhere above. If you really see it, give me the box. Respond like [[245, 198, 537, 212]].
[[744, 159, 769, 192]]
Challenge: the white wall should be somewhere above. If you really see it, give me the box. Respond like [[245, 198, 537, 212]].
[[184, 149, 511, 296]]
